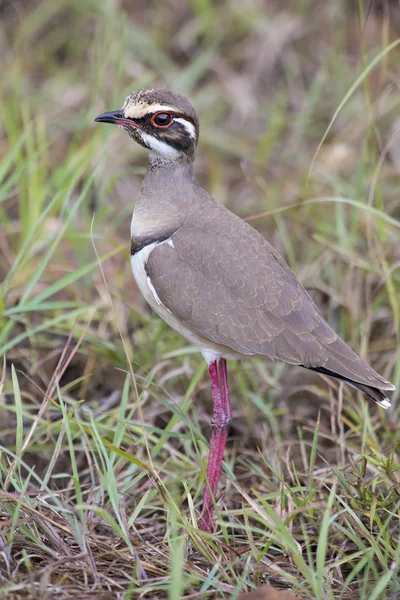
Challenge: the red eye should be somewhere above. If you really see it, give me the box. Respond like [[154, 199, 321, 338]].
[[152, 112, 173, 127]]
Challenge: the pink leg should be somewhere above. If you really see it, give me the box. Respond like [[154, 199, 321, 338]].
[[199, 358, 232, 532]]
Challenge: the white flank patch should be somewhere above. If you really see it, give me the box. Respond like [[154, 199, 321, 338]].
[[131, 239, 242, 362], [174, 118, 196, 139], [131, 241, 172, 311], [140, 131, 182, 160], [147, 277, 163, 305]]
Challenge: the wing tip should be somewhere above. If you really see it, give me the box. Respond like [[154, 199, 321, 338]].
[[383, 382, 396, 392]]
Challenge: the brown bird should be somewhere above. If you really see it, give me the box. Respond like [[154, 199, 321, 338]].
[[95, 89, 394, 532]]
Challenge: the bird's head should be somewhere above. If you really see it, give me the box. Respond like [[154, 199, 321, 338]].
[[95, 88, 199, 164]]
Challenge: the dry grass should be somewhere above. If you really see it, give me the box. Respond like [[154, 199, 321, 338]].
[[1, 0, 400, 598]]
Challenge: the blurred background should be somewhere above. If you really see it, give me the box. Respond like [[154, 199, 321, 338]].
[[1, 1, 400, 598]]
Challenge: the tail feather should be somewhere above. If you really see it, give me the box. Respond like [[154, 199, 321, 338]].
[[348, 381, 391, 409], [304, 365, 392, 409]]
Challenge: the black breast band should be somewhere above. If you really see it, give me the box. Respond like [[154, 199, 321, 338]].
[[130, 234, 171, 256]]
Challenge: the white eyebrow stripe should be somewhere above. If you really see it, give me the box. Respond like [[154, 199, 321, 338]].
[[123, 103, 183, 119], [174, 118, 196, 139], [145, 104, 181, 114]]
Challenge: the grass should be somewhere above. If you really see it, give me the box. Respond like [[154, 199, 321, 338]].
[[0, 0, 400, 598]]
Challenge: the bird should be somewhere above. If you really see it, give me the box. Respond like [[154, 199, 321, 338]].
[[95, 88, 395, 532]]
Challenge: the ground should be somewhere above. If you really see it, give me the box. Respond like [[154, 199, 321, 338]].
[[0, 0, 400, 598]]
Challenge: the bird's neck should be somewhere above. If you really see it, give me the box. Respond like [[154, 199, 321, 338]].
[[148, 152, 191, 168], [131, 157, 200, 242]]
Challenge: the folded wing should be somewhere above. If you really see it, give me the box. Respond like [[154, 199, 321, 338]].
[[145, 203, 394, 405]]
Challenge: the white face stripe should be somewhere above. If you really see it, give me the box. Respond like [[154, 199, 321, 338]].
[[123, 102, 183, 119], [122, 98, 197, 146], [146, 104, 181, 114], [139, 131, 182, 160], [174, 118, 196, 139]]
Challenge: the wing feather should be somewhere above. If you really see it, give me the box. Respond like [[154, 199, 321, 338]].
[[145, 203, 393, 395]]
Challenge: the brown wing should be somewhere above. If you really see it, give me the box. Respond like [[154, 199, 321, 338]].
[[146, 203, 393, 396]]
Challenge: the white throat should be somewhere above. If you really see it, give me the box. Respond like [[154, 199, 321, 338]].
[[139, 131, 183, 165]]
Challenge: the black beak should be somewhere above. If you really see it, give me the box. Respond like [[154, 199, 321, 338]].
[[94, 110, 138, 128], [94, 110, 123, 124]]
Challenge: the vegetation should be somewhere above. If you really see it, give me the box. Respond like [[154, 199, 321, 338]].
[[0, 1, 399, 598]]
